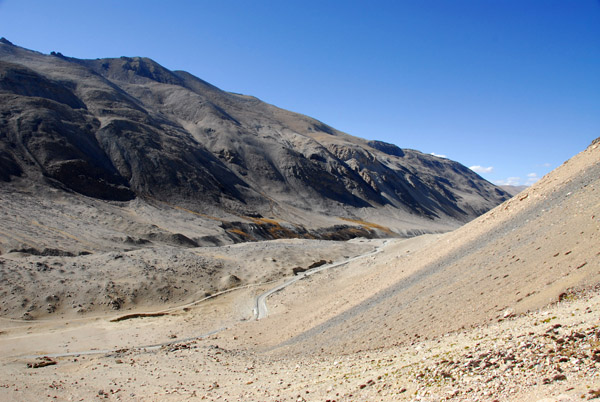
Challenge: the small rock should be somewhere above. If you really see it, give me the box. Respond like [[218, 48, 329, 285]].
[[27, 357, 56, 369], [588, 389, 600, 399], [553, 374, 567, 382]]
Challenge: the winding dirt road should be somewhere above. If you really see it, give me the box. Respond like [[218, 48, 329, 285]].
[[20, 240, 388, 359], [254, 240, 389, 319]]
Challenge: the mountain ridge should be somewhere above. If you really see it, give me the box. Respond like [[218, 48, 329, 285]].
[[0, 39, 510, 243]]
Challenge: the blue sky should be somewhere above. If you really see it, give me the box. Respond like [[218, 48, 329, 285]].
[[1, 1, 598, 186]]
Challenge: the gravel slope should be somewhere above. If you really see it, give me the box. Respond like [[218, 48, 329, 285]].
[[250, 138, 600, 356]]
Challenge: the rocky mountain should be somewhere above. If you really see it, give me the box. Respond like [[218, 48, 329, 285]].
[[0, 38, 509, 242]]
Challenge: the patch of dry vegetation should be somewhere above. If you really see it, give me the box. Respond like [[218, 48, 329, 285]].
[[340, 217, 395, 235]]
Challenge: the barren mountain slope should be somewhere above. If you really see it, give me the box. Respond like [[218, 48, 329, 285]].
[[0, 39, 510, 322], [1, 140, 598, 402], [242, 138, 600, 356], [0, 39, 509, 241]]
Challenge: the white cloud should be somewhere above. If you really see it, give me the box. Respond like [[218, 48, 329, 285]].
[[469, 165, 494, 174], [495, 173, 540, 187], [526, 172, 539, 185], [495, 177, 521, 186], [430, 152, 446, 158]]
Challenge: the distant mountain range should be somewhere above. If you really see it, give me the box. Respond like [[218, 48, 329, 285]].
[[0, 38, 510, 239], [500, 185, 528, 196]]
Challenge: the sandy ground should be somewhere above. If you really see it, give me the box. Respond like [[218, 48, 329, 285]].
[[0, 139, 598, 401], [0, 235, 373, 320], [0, 238, 378, 357], [0, 265, 598, 402]]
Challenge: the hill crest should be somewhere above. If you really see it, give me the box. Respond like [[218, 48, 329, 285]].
[[0, 40, 510, 245]]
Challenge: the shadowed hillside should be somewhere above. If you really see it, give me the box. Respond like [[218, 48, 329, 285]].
[[0, 39, 509, 248]]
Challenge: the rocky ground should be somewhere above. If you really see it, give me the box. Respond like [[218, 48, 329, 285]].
[[1, 279, 598, 401], [404, 287, 600, 401]]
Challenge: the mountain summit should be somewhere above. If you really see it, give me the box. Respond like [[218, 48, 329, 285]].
[[0, 40, 509, 243]]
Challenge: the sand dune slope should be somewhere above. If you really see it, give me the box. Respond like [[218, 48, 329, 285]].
[[253, 138, 600, 355]]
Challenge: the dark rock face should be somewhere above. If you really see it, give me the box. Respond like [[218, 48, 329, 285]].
[[0, 75, 134, 199], [0, 40, 510, 233], [367, 140, 405, 157], [0, 61, 86, 109]]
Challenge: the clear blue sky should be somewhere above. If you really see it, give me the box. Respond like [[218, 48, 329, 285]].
[[1, 0, 598, 186]]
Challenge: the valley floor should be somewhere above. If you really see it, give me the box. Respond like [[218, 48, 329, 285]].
[[0, 236, 598, 402]]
